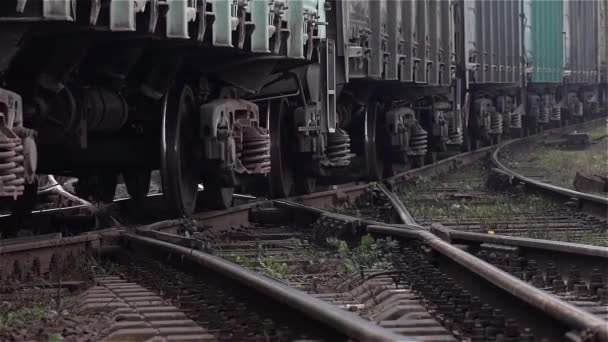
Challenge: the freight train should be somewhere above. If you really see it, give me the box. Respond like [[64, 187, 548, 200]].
[[0, 0, 606, 218]]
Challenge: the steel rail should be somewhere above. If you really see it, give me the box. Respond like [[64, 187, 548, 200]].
[[374, 160, 608, 340], [492, 139, 608, 206], [122, 233, 406, 342], [377, 183, 419, 227], [433, 225, 608, 259], [366, 224, 608, 341]]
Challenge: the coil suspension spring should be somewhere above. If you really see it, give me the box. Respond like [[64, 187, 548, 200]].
[[326, 128, 354, 166], [510, 112, 522, 129], [408, 126, 428, 156], [0, 132, 25, 198], [550, 106, 561, 122], [589, 102, 599, 116], [538, 106, 549, 124], [490, 112, 503, 135], [239, 127, 271, 174]]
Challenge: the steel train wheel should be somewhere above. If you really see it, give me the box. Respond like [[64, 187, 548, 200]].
[[123, 169, 151, 201], [202, 185, 233, 210], [160, 84, 199, 216], [364, 102, 384, 181], [11, 178, 38, 219], [269, 99, 294, 198], [74, 173, 117, 203], [295, 176, 316, 195]]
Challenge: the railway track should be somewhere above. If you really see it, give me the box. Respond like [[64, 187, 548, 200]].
[[2, 119, 608, 341], [128, 197, 607, 341], [493, 140, 608, 219], [395, 161, 607, 246]]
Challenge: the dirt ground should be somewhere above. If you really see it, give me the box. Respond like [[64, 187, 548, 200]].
[[0, 286, 114, 342]]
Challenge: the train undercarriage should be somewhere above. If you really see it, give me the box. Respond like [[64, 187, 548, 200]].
[[2, 36, 604, 218], [0, 0, 605, 221]]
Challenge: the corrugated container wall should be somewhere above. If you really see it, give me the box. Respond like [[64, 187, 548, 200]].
[[600, 0, 608, 84], [525, 0, 563, 83], [464, 0, 522, 85], [563, 0, 601, 84], [338, 0, 453, 85]]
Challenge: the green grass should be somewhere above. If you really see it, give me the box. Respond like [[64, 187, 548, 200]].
[[398, 163, 555, 222], [327, 235, 397, 280], [526, 230, 608, 247], [587, 121, 608, 139], [405, 193, 554, 223], [257, 256, 289, 280], [218, 252, 289, 280], [532, 140, 608, 189], [513, 122, 608, 191], [0, 306, 47, 329]]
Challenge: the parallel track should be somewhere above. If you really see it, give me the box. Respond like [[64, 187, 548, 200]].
[[2, 118, 607, 341]]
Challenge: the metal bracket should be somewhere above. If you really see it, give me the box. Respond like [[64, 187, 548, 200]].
[[320, 39, 337, 133]]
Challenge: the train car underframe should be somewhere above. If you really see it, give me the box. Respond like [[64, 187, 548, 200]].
[[465, 85, 524, 150], [2, 24, 325, 215], [3, 36, 470, 218]]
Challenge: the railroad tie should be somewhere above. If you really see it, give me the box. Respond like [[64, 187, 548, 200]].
[[78, 276, 217, 342]]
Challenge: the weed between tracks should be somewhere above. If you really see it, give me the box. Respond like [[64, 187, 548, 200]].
[[216, 231, 396, 288], [0, 249, 121, 341], [398, 161, 608, 245], [505, 122, 608, 193], [400, 164, 553, 221], [326, 235, 397, 281]]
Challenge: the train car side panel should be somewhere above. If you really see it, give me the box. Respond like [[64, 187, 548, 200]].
[[563, 0, 601, 84], [526, 0, 563, 83], [464, 0, 522, 85]]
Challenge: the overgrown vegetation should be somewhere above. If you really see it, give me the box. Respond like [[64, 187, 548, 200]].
[[398, 164, 555, 223], [257, 256, 290, 280], [587, 122, 608, 140], [218, 249, 290, 280], [217, 234, 398, 283], [326, 235, 397, 280], [406, 193, 555, 222], [0, 306, 47, 328], [532, 142, 608, 188], [508, 122, 608, 192]]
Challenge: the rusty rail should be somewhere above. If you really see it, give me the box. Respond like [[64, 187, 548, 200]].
[[123, 232, 405, 342], [492, 139, 608, 217], [367, 224, 608, 341]]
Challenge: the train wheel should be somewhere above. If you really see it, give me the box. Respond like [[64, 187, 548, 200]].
[[202, 185, 233, 210], [364, 102, 384, 181], [11, 179, 38, 218], [74, 173, 117, 203], [411, 155, 425, 168], [269, 99, 294, 198], [425, 152, 438, 165], [492, 134, 502, 145], [461, 128, 473, 152], [384, 163, 400, 178], [123, 169, 151, 201], [160, 83, 199, 216], [295, 176, 316, 195]]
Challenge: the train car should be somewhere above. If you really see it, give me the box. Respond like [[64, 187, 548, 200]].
[[0, 0, 328, 216], [0, 0, 604, 222], [0, 0, 462, 218], [318, 0, 458, 180], [597, 0, 607, 110], [458, 0, 525, 147], [561, 0, 604, 122], [523, 0, 564, 132]]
